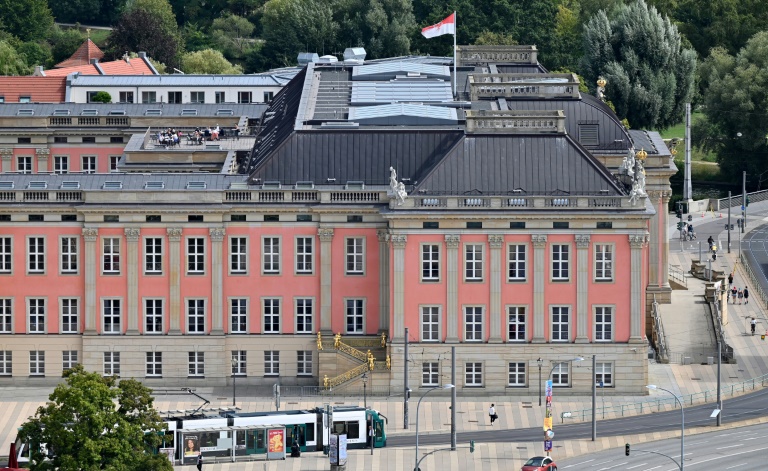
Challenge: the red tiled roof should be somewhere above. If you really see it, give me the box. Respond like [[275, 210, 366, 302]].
[[54, 39, 104, 68], [44, 57, 156, 77], [44, 65, 100, 76], [0, 77, 66, 102]]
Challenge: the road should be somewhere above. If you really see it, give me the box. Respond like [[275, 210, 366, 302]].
[[743, 224, 768, 296], [557, 421, 768, 470], [387, 387, 768, 447]]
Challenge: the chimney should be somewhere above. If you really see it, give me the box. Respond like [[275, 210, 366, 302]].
[[33, 66, 45, 76], [90, 58, 98, 65], [138, 52, 147, 58]]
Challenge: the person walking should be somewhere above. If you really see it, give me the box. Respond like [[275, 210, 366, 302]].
[[196, 453, 203, 471], [488, 404, 497, 425], [751, 317, 757, 335], [744, 287, 749, 304], [728, 273, 734, 288], [731, 286, 738, 304], [738, 288, 744, 304], [708, 235, 714, 251]]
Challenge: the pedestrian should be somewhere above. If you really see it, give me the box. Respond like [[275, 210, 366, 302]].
[[731, 286, 738, 304], [744, 287, 749, 304], [197, 452, 203, 471], [489, 404, 497, 425], [738, 288, 744, 304], [708, 236, 714, 251], [728, 273, 733, 287], [751, 317, 757, 335], [367, 425, 374, 448]]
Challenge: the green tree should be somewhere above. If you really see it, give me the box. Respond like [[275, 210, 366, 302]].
[[211, 13, 256, 59], [474, 31, 518, 46], [261, 0, 339, 67], [18, 365, 170, 471], [18, 42, 53, 69], [334, 0, 417, 59], [674, 0, 768, 57], [580, 0, 696, 130], [91, 91, 112, 103], [47, 26, 86, 65], [182, 23, 212, 52], [0, 0, 54, 42], [108, 8, 182, 66], [0, 40, 32, 75], [48, 0, 102, 25], [129, 0, 179, 36], [181, 48, 244, 73]]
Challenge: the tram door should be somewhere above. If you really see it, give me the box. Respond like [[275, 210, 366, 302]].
[[245, 428, 267, 454], [286, 424, 308, 452]]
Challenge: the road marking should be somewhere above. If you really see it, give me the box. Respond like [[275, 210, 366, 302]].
[[560, 459, 594, 468], [725, 464, 747, 470], [715, 444, 743, 450], [596, 462, 628, 470], [625, 464, 647, 469], [641, 467, 662, 471]]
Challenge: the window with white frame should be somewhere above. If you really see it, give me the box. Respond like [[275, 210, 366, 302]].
[[508, 244, 526, 280], [230, 237, 247, 274], [187, 299, 205, 333], [465, 244, 484, 281], [0, 299, 11, 333], [464, 306, 483, 341], [345, 238, 364, 275], [0, 237, 10, 273], [102, 238, 120, 274], [465, 362, 483, 387], [146, 352, 162, 377], [552, 362, 569, 386], [27, 237, 45, 273], [188, 352, 204, 376], [103, 299, 121, 334], [507, 306, 526, 342], [30, 351, 44, 375], [238, 91, 252, 103], [119, 91, 134, 103], [62, 351, 78, 372], [551, 306, 569, 342], [422, 362, 439, 386], [110, 156, 119, 172], [262, 237, 280, 273], [17, 156, 31, 174], [141, 91, 156, 104], [296, 298, 313, 333], [144, 237, 162, 274], [230, 298, 247, 333], [264, 351, 279, 376], [145, 299, 163, 333], [295, 237, 313, 274], [61, 298, 78, 333], [187, 237, 205, 274], [263, 298, 280, 333], [421, 306, 440, 341], [81, 155, 96, 174], [190, 91, 205, 103], [0, 351, 11, 375], [595, 362, 613, 387], [297, 351, 312, 376], [595, 244, 613, 281], [551, 245, 569, 280], [54, 156, 68, 174], [595, 306, 613, 341], [345, 299, 364, 334], [60, 237, 78, 274], [232, 350, 246, 375], [28, 298, 45, 333], [421, 244, 440, 281], [508, 362, 526, 387]]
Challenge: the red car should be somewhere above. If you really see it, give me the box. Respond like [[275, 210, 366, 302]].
[[521, 456, 557, 471]]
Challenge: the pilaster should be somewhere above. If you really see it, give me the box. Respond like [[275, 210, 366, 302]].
[[488, 234, 504, 343], [532, 234, 547, 343], [209, 227, 226, 335], [391, 233, 407, 343], [575, 234, 590, 343], [35, 148, 49, 173], [0, 149, 12, 173], [377, 230, 390, 333], [647, 190, 661, 288], [660, 191, 672, 291], [318, 228, 334, 334], [124, 228, 140, 335], [445, 234, 460, 343], [167, 227, 183, 335], [630, 234, 648, 342], [82, 228, 98, 335]]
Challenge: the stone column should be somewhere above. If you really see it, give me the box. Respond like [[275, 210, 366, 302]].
[[629, 234, 648, 342], [318, 228, 334, 334], [575, 234, 590, 343], [660, 192, 672, 289], [648, 191, 661, 288], [532, 234, 547, 343], [488, 234, 504, 343], [124, 228, 140, 335], [167, 227, 183, 335], [391, 234, 407, 343], [209, 227, 226, 335], [377, 230, 390, 333], [0, 148, 12, 173], [445, 234, 460, 343], [35, 148, 49, 172], [82, 228, 98, 335]]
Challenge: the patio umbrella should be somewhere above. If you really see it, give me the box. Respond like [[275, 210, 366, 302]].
[[7, 442, 18, 468]]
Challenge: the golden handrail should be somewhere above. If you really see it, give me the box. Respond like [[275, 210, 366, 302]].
[[326, 363, 370, 389]]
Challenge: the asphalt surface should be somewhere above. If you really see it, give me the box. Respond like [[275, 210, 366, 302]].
[[743, 224, 768, 296], [387, 387, 768, 447]]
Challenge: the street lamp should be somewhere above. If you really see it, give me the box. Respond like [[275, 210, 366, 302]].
[[414, 384, 455, 471], [362, 372, 368, 409], [647, 385, 684, 470], [231, 355, 239, 407], [540, 357, 584, 406], [536, 358, 543, 406]]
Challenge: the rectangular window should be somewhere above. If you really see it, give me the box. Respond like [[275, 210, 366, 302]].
[[295, 237, 313, 274], [167, 91, 182, 104], [421, 306, 440, 342], [188, 352, 204, 377], [0, 237, 10, 273], [103, 299, 121, 334], [232, 350, 246, 376], [146, 352, 162, 377], [297, 351, 312, 376], [60, 237, 78, 274], [508, 362, 526, 387], [110, 156, 119, 172], [552, 362, 569, 386], [552, 244, 569, 280], [119, 91, 134, 103], [262, 237, 280, 274], [30, 351, 45, 376], [596, 221, 613, 229], [345, 238, 364, 274], [595, 362, 613, 387], [187, 299, 205, 333], [61, 298, 78, 333], [595, 244, 613, 280], [551, 306, 570, 342], [112, 136, 124, 143], [27, 237, 45, 273], [18, 137, 31, 144], [421, 244, 440, 281], [264, 351, 279, 376], [81, 155, 96, 173], [144, 237, 162, 274], [264, 91, 274, 102], [145, 299, 163, 333], [53, 156, 68, 174], [465, 362, 483, 387], [62, 351, 78, 372], [187, 237, 205, 274], [17, 156, 32, 173], [190, 91, 205, 103], [0, 299, 11, 332], [263, 298, 280, 333], [230, 298, 247, 333], [102, 238, 120, 274], [0, 351, 10, 375], [295, 298, 313, 333], [508, 244, 526, 280], [464, 306, 483, 342], [28, 298, 45, 333], [103, 352, 120, 376], [422, 362, 439, 386], [229, 237, 247, 274], [19, 96, 31, 103], [141, 91, 157, 104], [507, 306, 526, 342], [345, 299, 364, 334], [82, 136, 95, 144], [215, 91, 225, 103], [595, 306, 613, 342], [238, 91, 252, 103], [54, 137, 68, 144], [464, 244, 483, 281]]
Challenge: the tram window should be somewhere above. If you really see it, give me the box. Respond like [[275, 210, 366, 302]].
[[304, 423, 315, 441], [333, 420, 360, 439], [257, 430, 266, 449]]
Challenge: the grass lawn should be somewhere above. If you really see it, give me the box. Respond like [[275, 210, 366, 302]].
[[659, 112, 704, 139], [89, 30, 110, 47]]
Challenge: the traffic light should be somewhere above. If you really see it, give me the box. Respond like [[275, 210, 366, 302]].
[[625, 443, 630, 456], [677, 221, 685, 231], [676, 208, 683, 219], [470, 440, 475, 453], [688, 214, 693, 222]]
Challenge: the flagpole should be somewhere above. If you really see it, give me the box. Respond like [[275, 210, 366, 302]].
[[453, 11, 457, 98]]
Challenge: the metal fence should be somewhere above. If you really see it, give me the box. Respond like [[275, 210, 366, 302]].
[[668, 264, 688, 287], [739, 251, 768, 309], [715, 189, 768, 210], [278, 384, 395, 398]]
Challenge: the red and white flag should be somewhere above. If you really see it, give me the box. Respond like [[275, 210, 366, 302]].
[[421, 13, 456, 38]]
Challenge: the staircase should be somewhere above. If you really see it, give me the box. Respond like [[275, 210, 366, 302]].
[[318, 332, 389, 390]]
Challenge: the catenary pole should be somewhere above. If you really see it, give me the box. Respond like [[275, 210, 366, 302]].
[[404, 327, 409, 430], [451, 346, 456, 450]]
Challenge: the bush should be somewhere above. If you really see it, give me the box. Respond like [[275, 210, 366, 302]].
[[91, 91, 112, 103]]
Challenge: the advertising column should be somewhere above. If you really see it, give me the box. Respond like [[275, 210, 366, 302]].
[[543, 379, 554, 453]]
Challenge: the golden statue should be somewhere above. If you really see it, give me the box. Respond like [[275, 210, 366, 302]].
[[317, 332, 323, 350], [380, 332, 387, 347], [386, 355, 391, 370], [368, 355, 375, 371], [334, 332, 342, 349], [323, 374, 329, 389]]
